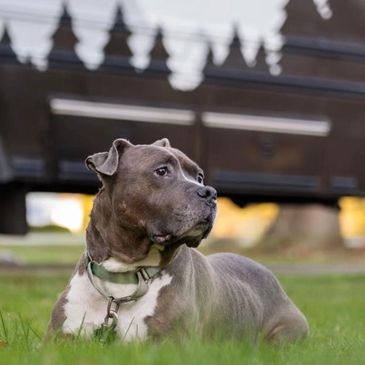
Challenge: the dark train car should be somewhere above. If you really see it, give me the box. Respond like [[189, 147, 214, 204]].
[[0, 1, 365, 234]]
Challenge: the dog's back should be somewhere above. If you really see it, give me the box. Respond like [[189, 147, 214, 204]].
[[154, 246, 308, 343], [207, 253, 308, 341]]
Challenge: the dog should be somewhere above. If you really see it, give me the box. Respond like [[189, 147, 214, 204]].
[[48, 138, 308, 343]]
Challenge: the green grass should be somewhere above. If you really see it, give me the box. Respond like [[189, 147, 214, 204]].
[[0, 270, 364, 365], [1, 243, 360, 266], [0, 245, 84, 265]]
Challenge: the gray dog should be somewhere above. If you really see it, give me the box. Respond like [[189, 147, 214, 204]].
[[48, 138, 308, 343]]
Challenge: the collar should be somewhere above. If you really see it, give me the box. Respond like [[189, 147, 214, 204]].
[[85, 254, 161, 304]]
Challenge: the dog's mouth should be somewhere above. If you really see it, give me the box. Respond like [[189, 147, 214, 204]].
[[151, 211, 215, 248], [152, 233, 173, 245]]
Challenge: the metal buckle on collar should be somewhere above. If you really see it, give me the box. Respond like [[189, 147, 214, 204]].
[[138, 267, 151, 281], [103, 297, 120, 329]]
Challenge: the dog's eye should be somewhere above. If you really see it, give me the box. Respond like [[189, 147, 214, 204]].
[[197, 173, 204, 184], [155, 166, 168, 177]]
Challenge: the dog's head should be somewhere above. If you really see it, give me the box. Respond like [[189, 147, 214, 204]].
[[85, 138, 217, 264]]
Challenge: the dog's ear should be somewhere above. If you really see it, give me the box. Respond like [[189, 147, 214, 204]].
[[152, 138, 171, 148], [85, 139, 131, 176]]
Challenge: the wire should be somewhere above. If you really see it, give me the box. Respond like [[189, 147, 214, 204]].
[[10, 53, 275, 79]]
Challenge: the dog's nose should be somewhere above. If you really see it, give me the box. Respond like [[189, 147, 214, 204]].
[[197, 186, 217, 201]]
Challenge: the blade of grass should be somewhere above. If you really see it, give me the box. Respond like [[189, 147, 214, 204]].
[[75, 312, 87, 341], [0, 310, 9, 341]]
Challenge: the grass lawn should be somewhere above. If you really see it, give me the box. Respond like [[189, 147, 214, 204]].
[[2, 242, 363, 266], [0, 269, 364, 365], [0, 244, 84, 265]]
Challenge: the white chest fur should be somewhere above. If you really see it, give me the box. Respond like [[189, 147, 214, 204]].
[[62, 270, 172, 341]]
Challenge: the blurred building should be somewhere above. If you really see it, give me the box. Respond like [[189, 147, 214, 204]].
[[0, 0, 365, 234]]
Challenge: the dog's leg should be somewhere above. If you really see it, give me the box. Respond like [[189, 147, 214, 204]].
[[264, 305, 309, 344], [46, 287, 70, 340], [47, 254, 105, 339]]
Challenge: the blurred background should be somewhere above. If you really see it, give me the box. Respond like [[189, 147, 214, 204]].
[[1, 0, 365, 271]]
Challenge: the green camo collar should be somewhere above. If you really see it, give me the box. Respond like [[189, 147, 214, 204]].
[[89, 259, 160, 285], [85, 254, 161, 304]]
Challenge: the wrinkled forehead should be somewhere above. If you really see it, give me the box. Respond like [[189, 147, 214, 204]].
[[168, 147, 203, 176], [122, 145, 203, 176]]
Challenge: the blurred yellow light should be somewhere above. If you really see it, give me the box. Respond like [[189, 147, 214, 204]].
[[74, 195, 365, 243], [211, 198, 279, 246], [339, 197, 365, 238]]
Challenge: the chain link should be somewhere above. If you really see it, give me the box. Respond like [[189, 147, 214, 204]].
[[103, 296, 120, 330]]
